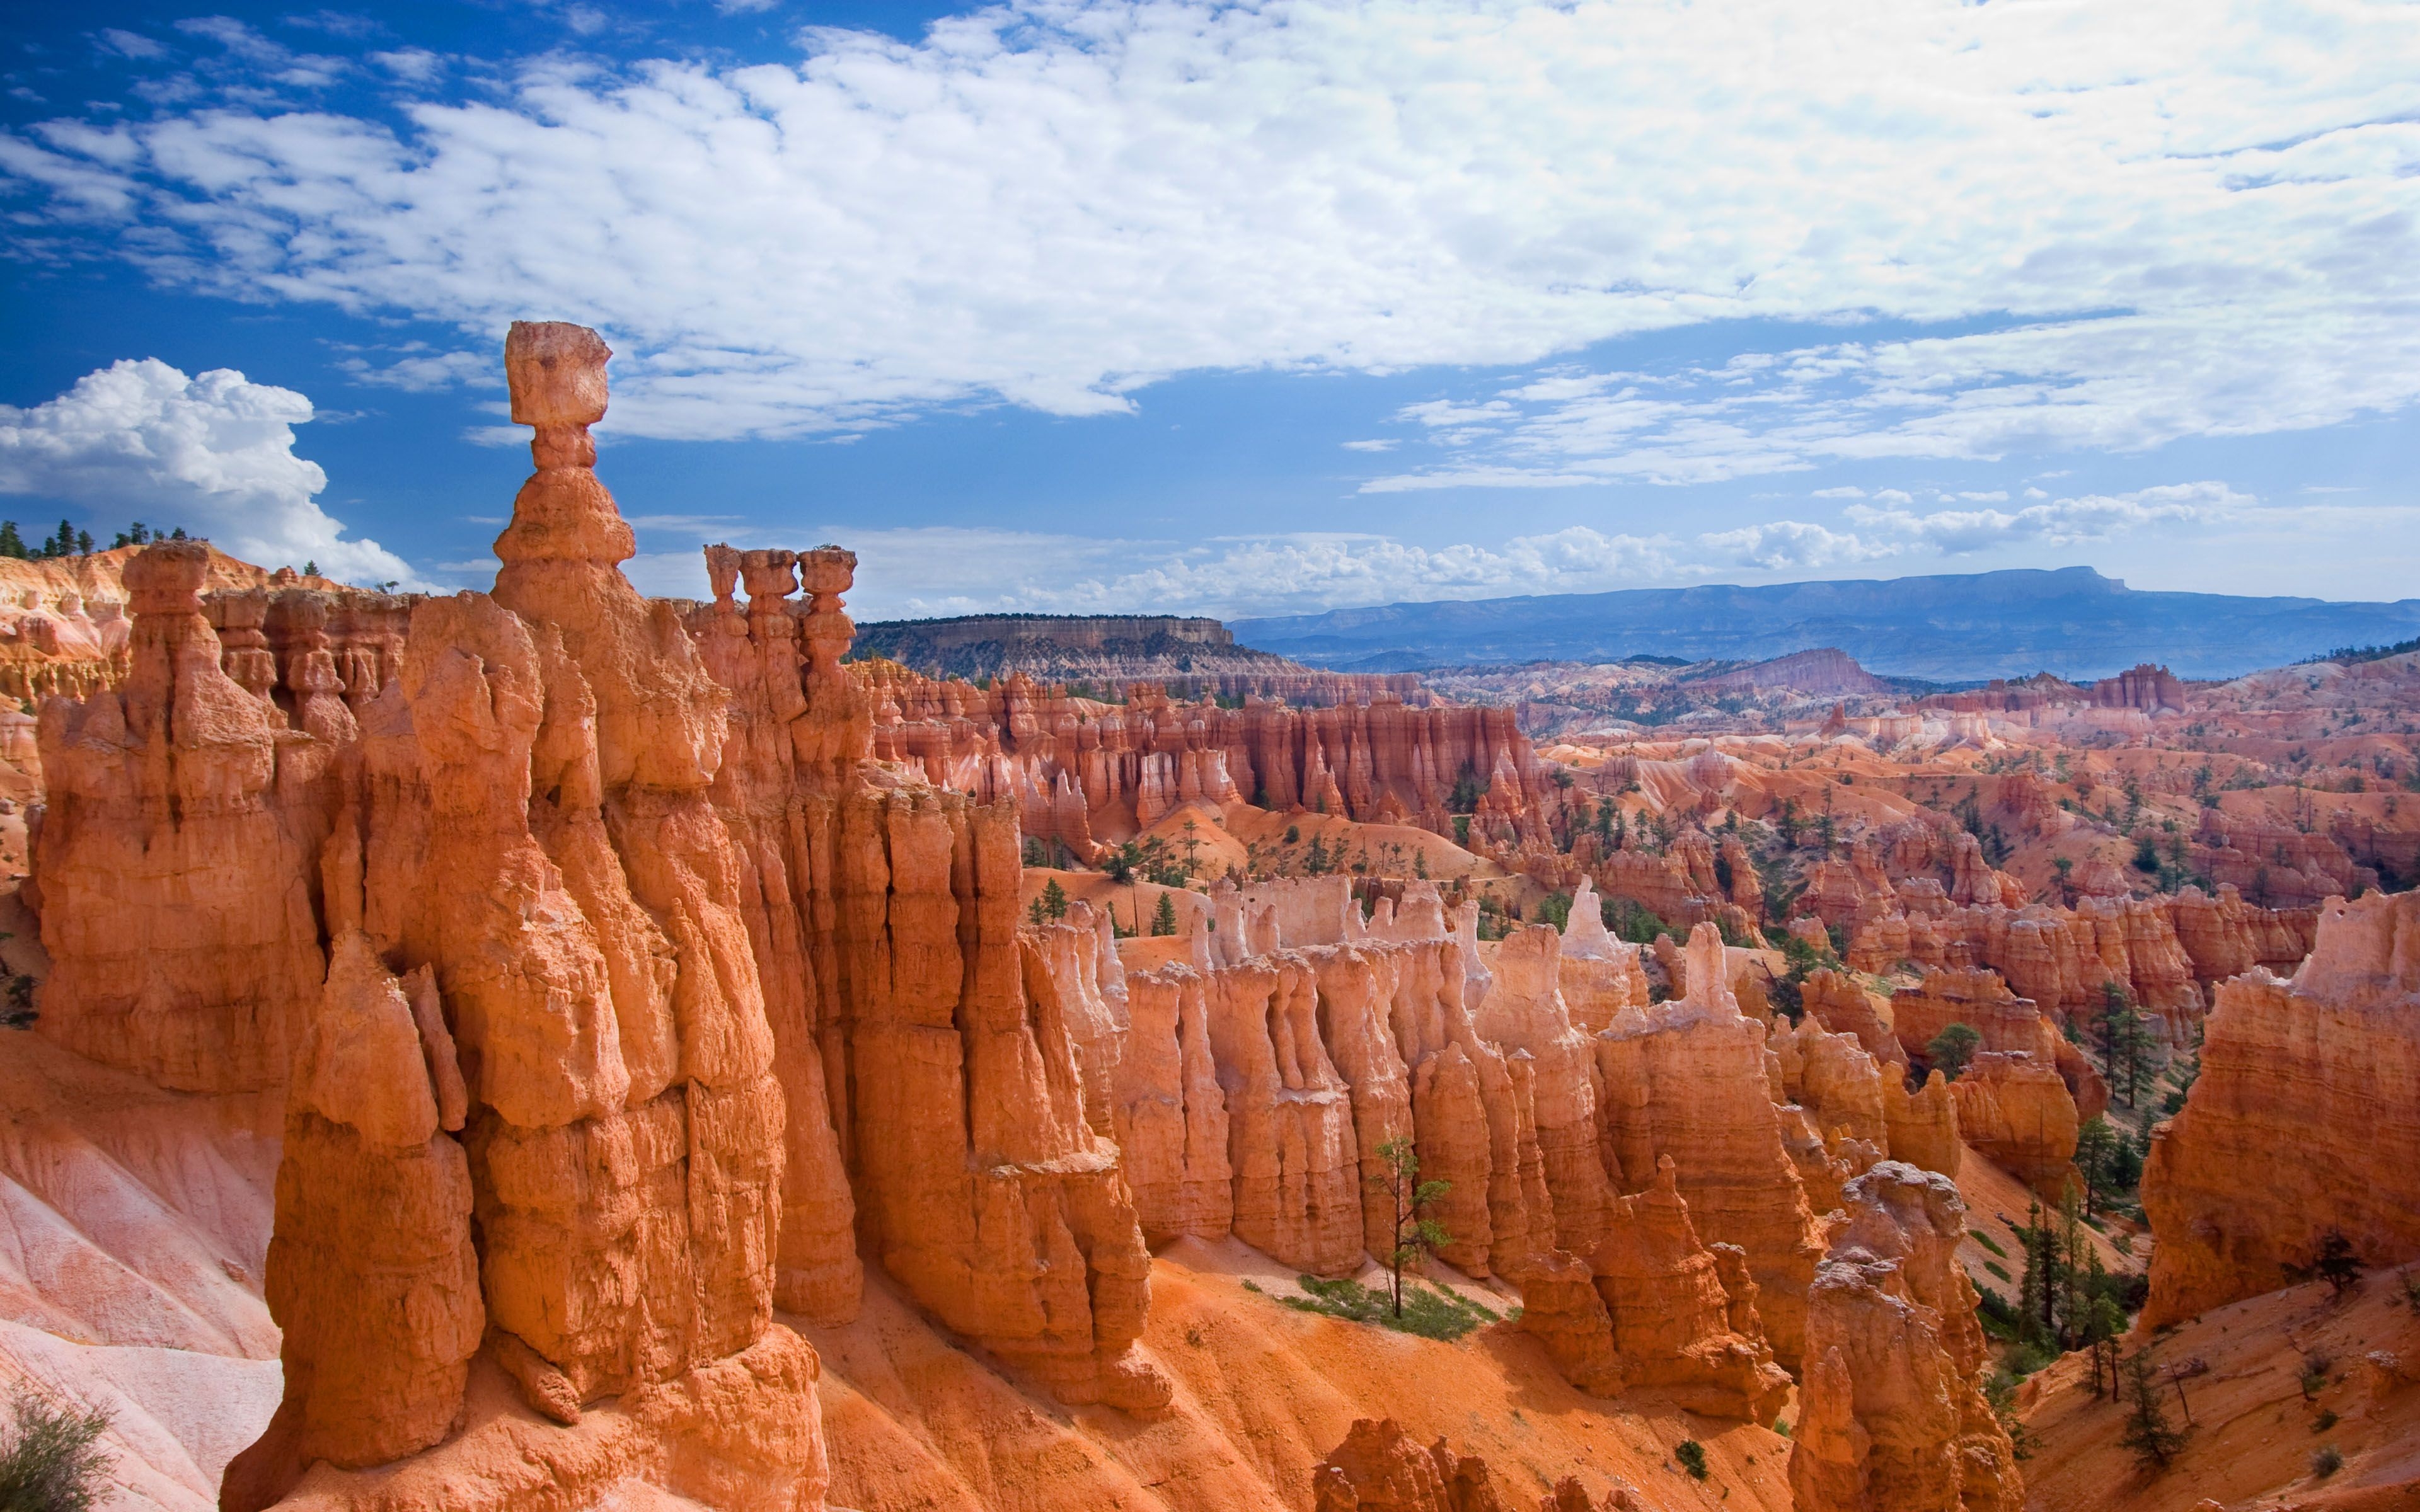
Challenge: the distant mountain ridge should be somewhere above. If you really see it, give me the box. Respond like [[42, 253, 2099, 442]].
[[1229, 567, 2420, 682]]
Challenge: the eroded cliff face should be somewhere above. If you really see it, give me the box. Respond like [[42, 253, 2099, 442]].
[[1594, 924, 1827, 1370], [1311, 1418, 1649, 1512], [1112, 899, 1555, 1283], [204, 322, 829, 1512], [865, 658, 1572, 861], [1947, 1051, 2078, 1202], [31, 542, 328, 1094], [1789, 1162, 2020, 1512], [1577, 1157, 1791, 1421], [2141, 886, 2420, 1327], [6, 321, 2099, 1512]]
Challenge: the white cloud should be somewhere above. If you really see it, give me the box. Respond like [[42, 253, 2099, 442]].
[[0, 359, 420, 585], [333, 346, 489, 391], [1359, 300, 2420, 491], [369, 49, 444, 84], [0, 0, 2412, 449], [1811, 486, 1865, 499], [606, 473, 2252, 617], [1340, 438, 1397, 452], [1843, 481, 2248, 553], [1698, 520, 1896, 572], [97, 29, 168, 61], [625, 523, 1679, 619]]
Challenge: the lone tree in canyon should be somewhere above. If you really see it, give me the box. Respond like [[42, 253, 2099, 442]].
[[1371, 1137, 1453, 1319]]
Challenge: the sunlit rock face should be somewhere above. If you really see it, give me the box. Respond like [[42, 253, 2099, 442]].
[[1790, 1162, 2022, 1512], [2142, 887, 2420, 1328]]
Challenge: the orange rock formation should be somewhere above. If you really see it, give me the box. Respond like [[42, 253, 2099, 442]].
[[1594, 924, 1827, 1369], [1789, 1162, 2020, 1512], [2141, 886, 2420, 1327], [204, 322, 829, 1512]]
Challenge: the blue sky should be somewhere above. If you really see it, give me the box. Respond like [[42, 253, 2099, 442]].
[[4, 0, 2418, 620]]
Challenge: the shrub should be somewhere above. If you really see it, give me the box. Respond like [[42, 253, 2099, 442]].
[[1673, 1440, 1708, 1480], [2312, 1231, 2363, 1297], [2312, 1445, 2344, 1479], [1278, 1276, 1497, 1342], [1969, 1228, 2008, 1259], [1927, 1022, 1982, 1080], [2311, 1409, 2339, 1433], [0, 1389, 113, 1512], [2003, 1339, 2057, 1378]]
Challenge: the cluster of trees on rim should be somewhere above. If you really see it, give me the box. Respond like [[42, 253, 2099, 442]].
[[0, 519, 197, 560]]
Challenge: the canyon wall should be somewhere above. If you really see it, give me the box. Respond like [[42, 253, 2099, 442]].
[[863, 659, 1567, 858], [2141, 886, 2420, 1326]]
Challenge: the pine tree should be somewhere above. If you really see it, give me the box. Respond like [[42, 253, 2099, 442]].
[[2119, 1349, 2188, 1468], [0, 522, 24, 559], [1368, 1137, 1452, 1318], [2095, 982, 2128, 1085], [2083, 1292, 2128, 1398], [2075, 1116, 2117, 1217], [1038, 878, 1069, 921], [1151, 891, 1178, 937], [2056, 1186, 2089, 1347], [1927, 1022, 1981, 1081], [2017, 1199, 2057, 1346]]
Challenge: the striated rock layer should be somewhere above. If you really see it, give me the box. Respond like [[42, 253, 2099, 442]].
[[1593, 923, 1827, 1369], [1789, 1162, 2020, 1512], [209, 321, 827, 1512], [26, 323, 1204, 1508], [2141, 886, 2420, 1327]]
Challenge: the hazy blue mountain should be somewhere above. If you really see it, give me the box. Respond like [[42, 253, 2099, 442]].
[[1228, 568, 2420, 682]]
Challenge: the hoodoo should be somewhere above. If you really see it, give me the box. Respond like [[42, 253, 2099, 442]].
[[2141, 886, 2420, 1326], [4, 318, 2416, 1512]]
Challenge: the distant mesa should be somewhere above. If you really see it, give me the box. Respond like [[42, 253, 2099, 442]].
[[850, 610, 1427, 704], [1676, 647, 1896, 699], [1231, 565, 2420, 682]]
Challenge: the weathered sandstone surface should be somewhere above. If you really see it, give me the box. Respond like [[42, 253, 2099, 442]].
[[1790, 1162, 2020, 1512], [864, 658, 1572, 859], [1946, 1051, 2079, 1201], [2141, 886, 2420, 1326], [1594, 924, 1827, 1369]]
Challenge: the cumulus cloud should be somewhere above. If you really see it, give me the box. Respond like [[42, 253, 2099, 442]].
[[625, 523, 1679, 619], [1843, 482, 2248, 553], [1359, 302, 2420, 491], [1, 0, 2414, 449], [0, 359, 420, 584], [612, 471, 2244, 617], [1698, 521, 1896, 572]]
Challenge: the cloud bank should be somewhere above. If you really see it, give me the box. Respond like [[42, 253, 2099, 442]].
[[619, 480, 2235, 618], [0, 360, 418, 584], [3, 0, 2416, 460]]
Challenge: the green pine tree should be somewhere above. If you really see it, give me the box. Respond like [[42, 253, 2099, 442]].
[[1151, 891, 1178, 937], [2119, 1349, 2189, 1469], [1369, 1137, 1453, 1319]]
